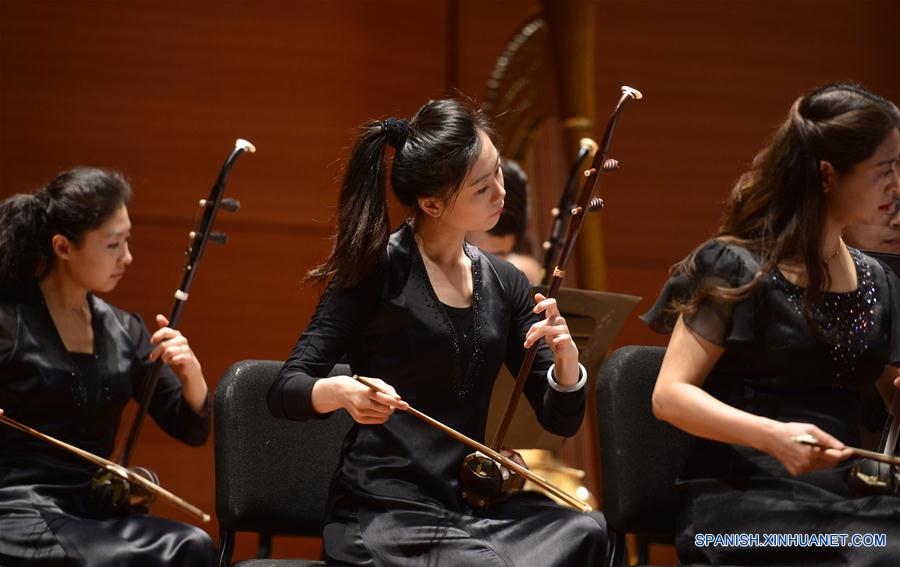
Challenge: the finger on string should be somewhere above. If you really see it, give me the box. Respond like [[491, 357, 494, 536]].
[[535, 299, 558, 318], [552, 333, 572, 345], [528, 325, 561, 344], [150, 328, 178, 346], [149, 344, 166, 363], [169, 353, 191, 365]]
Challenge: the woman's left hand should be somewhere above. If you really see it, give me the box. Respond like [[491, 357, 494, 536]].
[[524, 293, 579, 385], [150, 314, 208, 415]]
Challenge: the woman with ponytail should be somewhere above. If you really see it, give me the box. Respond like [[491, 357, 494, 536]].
[[644, 84, 900, 564], [0, 168, 215, 565], [270, 100, 606, 565]]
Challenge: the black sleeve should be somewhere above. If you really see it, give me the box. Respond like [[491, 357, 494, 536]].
[[0, 303, 17, 369], [879, 259, 900, 367], [640, 239, 759, 345], [268, 271, 383, 422], [500, 261, 585, 438], [124, 312, 210, 446]]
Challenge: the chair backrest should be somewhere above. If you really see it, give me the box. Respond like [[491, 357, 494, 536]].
[[485, 286, 640, 449], [595, 345, 693, 535], [214, 360, 353, 536]]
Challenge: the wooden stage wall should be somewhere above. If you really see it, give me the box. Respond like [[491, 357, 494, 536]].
[[2, 0, 898, 562]]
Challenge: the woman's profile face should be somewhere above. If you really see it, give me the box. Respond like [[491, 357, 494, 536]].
[[437, 130, 506, 233], [843, 200, 900, 253], [827, 127, 900, 229], [57, 204, 133, 293]]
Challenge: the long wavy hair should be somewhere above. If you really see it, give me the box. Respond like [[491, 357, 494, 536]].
[[308, 99, 492, 287], [673, 84, 900, 324], [0, 167, 132, 300]]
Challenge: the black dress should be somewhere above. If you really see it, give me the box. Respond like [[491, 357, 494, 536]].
[[269, 222, 606, 566], [0, 286, 215, 566], [642, 240, 900, 566]]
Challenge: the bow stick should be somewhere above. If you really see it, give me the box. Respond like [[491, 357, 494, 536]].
[[792, 434, 900, 467]]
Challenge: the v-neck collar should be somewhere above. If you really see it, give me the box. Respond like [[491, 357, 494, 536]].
[[401, 221, 484, 399]]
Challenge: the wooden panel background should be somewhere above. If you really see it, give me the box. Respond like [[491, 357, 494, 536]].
[[2, 0, 898, 562]]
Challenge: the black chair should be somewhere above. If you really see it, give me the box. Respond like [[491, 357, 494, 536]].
[[595, 346, 694, 567], [215, 360, 354, 566]]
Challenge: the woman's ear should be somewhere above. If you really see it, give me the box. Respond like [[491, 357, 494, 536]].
[[820, 160, 837, 193], [51, 234, 73, 260], [418, 196, 444, 218]]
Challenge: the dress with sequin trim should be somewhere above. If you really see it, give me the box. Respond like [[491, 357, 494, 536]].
[[642, 239, 900, 566]]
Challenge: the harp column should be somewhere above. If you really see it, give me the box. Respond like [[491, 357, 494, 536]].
[[540, 0, 605, 291]]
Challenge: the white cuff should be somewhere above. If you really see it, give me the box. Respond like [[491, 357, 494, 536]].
[[547, 362, 587, 393]]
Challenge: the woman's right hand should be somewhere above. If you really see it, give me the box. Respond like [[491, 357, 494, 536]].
[[311, 375, 408, 424], [763, 421, 853, 476]]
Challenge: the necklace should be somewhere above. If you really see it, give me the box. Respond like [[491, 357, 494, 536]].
[[823, 237, 844, 263]]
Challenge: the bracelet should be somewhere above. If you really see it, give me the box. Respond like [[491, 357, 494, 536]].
[[546, 362, 587, 393]]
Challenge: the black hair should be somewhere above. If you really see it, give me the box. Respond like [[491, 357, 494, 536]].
[[308, 99, 493, 286], [0, 167, 132, 299], [674, 83, 900, 330]]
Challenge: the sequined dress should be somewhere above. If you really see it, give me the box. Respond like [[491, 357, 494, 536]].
[[269, 221, 606, 566], [642, 240, 900, 566]]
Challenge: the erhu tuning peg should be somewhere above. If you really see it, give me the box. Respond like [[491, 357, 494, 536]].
[[221, 198, 241, 213], [209, 232, 228, 245], [602, 159, 619, 172]]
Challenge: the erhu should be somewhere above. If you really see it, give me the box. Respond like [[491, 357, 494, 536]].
[[461, 86, 643, 509], [793, 390, 900, 495], [90, 138, 255, 516]]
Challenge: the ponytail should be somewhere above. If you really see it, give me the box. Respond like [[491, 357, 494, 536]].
[[307, 120, 396, 286], [0, 194, 51, 298]]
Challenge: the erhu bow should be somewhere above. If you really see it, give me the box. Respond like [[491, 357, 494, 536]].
[[0, 409, 210, 521], [461, 86, 643, 509], [353, 376, 591, 511], [91, 138, 255, 516], [794, 390, 900, 495]]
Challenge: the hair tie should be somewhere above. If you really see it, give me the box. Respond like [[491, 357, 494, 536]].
[[32, 192, 51, 227], [381, 118, 409, 150]]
